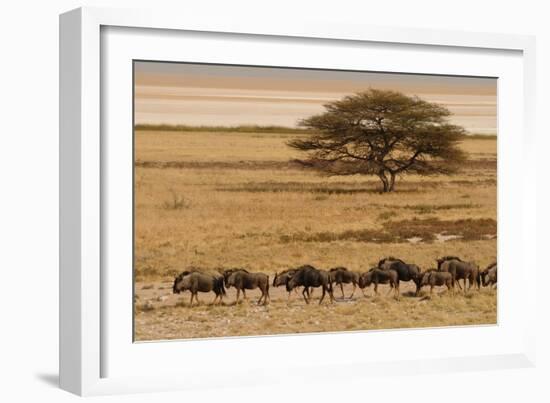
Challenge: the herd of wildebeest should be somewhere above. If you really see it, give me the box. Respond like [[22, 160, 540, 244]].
[[171, 256, 497, 306]]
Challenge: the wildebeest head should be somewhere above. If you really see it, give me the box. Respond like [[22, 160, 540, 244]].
[[172, 274, 181, 294], [223, 268, 245, 287], [222, 270, 232, 287], [478, 270, 487, 286], [286, 269, 304, 292], [172, 268, 201, 293], [172, 273, 187, 294], [273, 270, 295, 287], [358, 271, 374, 288], [225, 272, 239, 289]]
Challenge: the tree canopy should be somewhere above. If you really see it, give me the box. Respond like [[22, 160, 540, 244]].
[[287, 89, 467, 192]]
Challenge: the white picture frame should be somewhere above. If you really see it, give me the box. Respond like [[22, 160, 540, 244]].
[[60, 6, 537, 396]]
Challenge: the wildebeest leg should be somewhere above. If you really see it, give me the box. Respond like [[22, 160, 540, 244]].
[[319, 286, 326, 304], [195, 293, 200, 305], [430, 285, 434, 295], [302, 287, 310, 304], [349, 283, 356, 298], [340, 283, 345, 298], [453, 274, 462, 290], [242, 289, 247, 300], [235, 289, 240, 303], [374, 282, 379, 296], [189, 293, 194, 306], [257, 288, 265, 305]]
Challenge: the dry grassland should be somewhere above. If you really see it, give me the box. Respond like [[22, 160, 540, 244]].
[[134, 130, 497, 341]]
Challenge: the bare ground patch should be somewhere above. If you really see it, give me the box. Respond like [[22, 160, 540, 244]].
[[280, 218, 497, 244]]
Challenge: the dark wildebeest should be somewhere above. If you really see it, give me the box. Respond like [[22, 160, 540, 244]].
[[172, 270, 225, 306], [436, 256, 465, 290], [378, 257, 420, 296], [480, 262, 497, 288], [329, 267, 360, 298], [358, 268, 400, 298], [224, 269, 270, 305], [286, 265, 334, 304], [437, 256, 480, 292], [223, 268, 251, 299], [419, 269, 454, 295]]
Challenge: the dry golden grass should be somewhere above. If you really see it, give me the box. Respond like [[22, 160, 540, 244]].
[[134, 130, 497, 341]]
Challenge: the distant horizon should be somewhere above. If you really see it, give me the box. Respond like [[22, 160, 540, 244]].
[[134, 61, 497, 135], [134, 123, 497, 137]]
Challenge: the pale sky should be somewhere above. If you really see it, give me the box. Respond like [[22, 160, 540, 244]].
[[134, 61, 497, 134]]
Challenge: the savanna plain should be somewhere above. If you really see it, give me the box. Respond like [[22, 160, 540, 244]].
[[134, 129, 497, 341]]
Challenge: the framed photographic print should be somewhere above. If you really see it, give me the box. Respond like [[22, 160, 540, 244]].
[[60, 7, 537, 396]]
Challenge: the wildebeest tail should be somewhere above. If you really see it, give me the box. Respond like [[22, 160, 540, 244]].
[[215, 276, 226, 295]]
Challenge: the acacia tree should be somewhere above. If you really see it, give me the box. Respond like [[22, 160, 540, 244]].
[[288, 89, 467, 192]]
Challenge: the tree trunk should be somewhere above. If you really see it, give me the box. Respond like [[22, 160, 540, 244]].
[[378, 170, 397, 193], [388, 171, 396, 192], [378, 170, 389, 193]]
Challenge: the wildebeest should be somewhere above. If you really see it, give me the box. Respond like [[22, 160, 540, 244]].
[[286, 265, 334, 304], [419, 269, 454, 295], [172, 270, 226, 306], [223, 268, 251, 299], [224, 268, 270, 305], [358, 268, 400, 298], [329, 267, 360, 298], [378, 257, 420, 295], [437, 256, 480, 292], [480, 262, 497, 288]]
